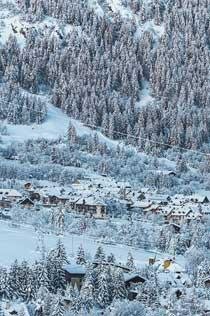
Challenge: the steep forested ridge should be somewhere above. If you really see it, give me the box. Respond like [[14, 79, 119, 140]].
[[0, 0, 209, 150]]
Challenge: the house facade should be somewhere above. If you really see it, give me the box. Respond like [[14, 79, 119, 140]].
[[75, 197, 107, 219]]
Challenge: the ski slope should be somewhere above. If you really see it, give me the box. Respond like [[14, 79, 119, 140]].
[[1, 102, 119, 148], [0, 220, 185, 268]]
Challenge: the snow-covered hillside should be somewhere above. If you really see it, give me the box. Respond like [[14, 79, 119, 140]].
[[0, 220, 185, 268], [1, 101, 120, 148], [0, 0, 82, 47], [0, 0, 163, 146]]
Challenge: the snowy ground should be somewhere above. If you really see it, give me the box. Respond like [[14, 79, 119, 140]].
[[1, 102, 119, 148], [0, 220, 185, 268], [0, 0, 83, 47], [1, 104, 69, 143], [137, 81, 155, 109]]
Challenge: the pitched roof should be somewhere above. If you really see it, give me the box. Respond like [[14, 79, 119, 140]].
[[75, 196, 106, 206], [64, 264, 86, 275], [0, 189, 22, 198]]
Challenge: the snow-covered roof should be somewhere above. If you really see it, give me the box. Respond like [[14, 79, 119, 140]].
[[123, 273, 146, 283], [0, 189, 22, 198], [168, 206, 202, 218], [131, 201, 152, 209], [38, 187, 72, 199], [149, 194, 170, 203], [64, 264, 86, 275], [75, 196, 106, 206], [157, 260, 185, 274], [190, 193, 209, 203]]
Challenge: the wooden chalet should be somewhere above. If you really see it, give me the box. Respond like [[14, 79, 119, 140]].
[[124, 273, 147, 300], [166, 207, 202, 225], [64, 264, 86, 290], [0, 189, 22, 202], [19, 198, 35, 208], [75, 196, 107, 219]]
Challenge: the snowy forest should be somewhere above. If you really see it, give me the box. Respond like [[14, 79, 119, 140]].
[[0, 0, 209, 315], [0, 0, 209, 150]]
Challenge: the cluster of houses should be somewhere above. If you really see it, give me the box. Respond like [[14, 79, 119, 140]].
[[126, 190, 210, 225], [63, 256, 210, 305], [0, 174, 209, 224], [2, 256, 210, 315]]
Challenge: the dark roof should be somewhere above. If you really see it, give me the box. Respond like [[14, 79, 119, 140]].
[[124, 273, 147, 283], [19, 198, 34, 205]]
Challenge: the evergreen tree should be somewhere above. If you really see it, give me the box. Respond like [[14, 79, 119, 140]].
[[51, 290, 65, 316], [113, 269, 127, 300], [76, 245, 86, 265], [94, 246, 106, 263], [96, 268, 110, 308], [126, 252, 135, 270]]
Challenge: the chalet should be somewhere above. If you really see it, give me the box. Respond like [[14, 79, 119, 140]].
[[64, 264, 86, 289], [166, 207, 202, 225], [0, 189, 22, 202], [156, 259, 192, 288], [124, 273, 147, 300], [67, 196, 80, 210], [130, 201, 152, 212], [19, 198, 35, 208], [149, 194, 171, 205], [42, 197, 70, 207], [39, 187, 71, 206], [124, 273, 146, 288], [64, 263, 136, 292], [75, 196, 107, 219], [190, 194, 209, 204], [145, 204, 160, 215]]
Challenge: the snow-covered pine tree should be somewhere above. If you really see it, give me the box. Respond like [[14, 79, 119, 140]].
[[76, 245, 86, 265], [51, 290, 65, 316], [96, 268, 111, 308], [94, 246, 106, 263], [113, 269, 127, 300], [126, 252, 135, 270]]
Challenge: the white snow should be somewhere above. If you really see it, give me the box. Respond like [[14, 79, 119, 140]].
[[135, 20, 165, 41], [0, 0, 83, 47], [0, 98, 119, 148], [105, 0, 164, 42], [0, 220, 185, 268], [107, 0, 133, 19], [1, 104, 69, 143], [88, 0, 104, 17], [136, 81, 155, 109]]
